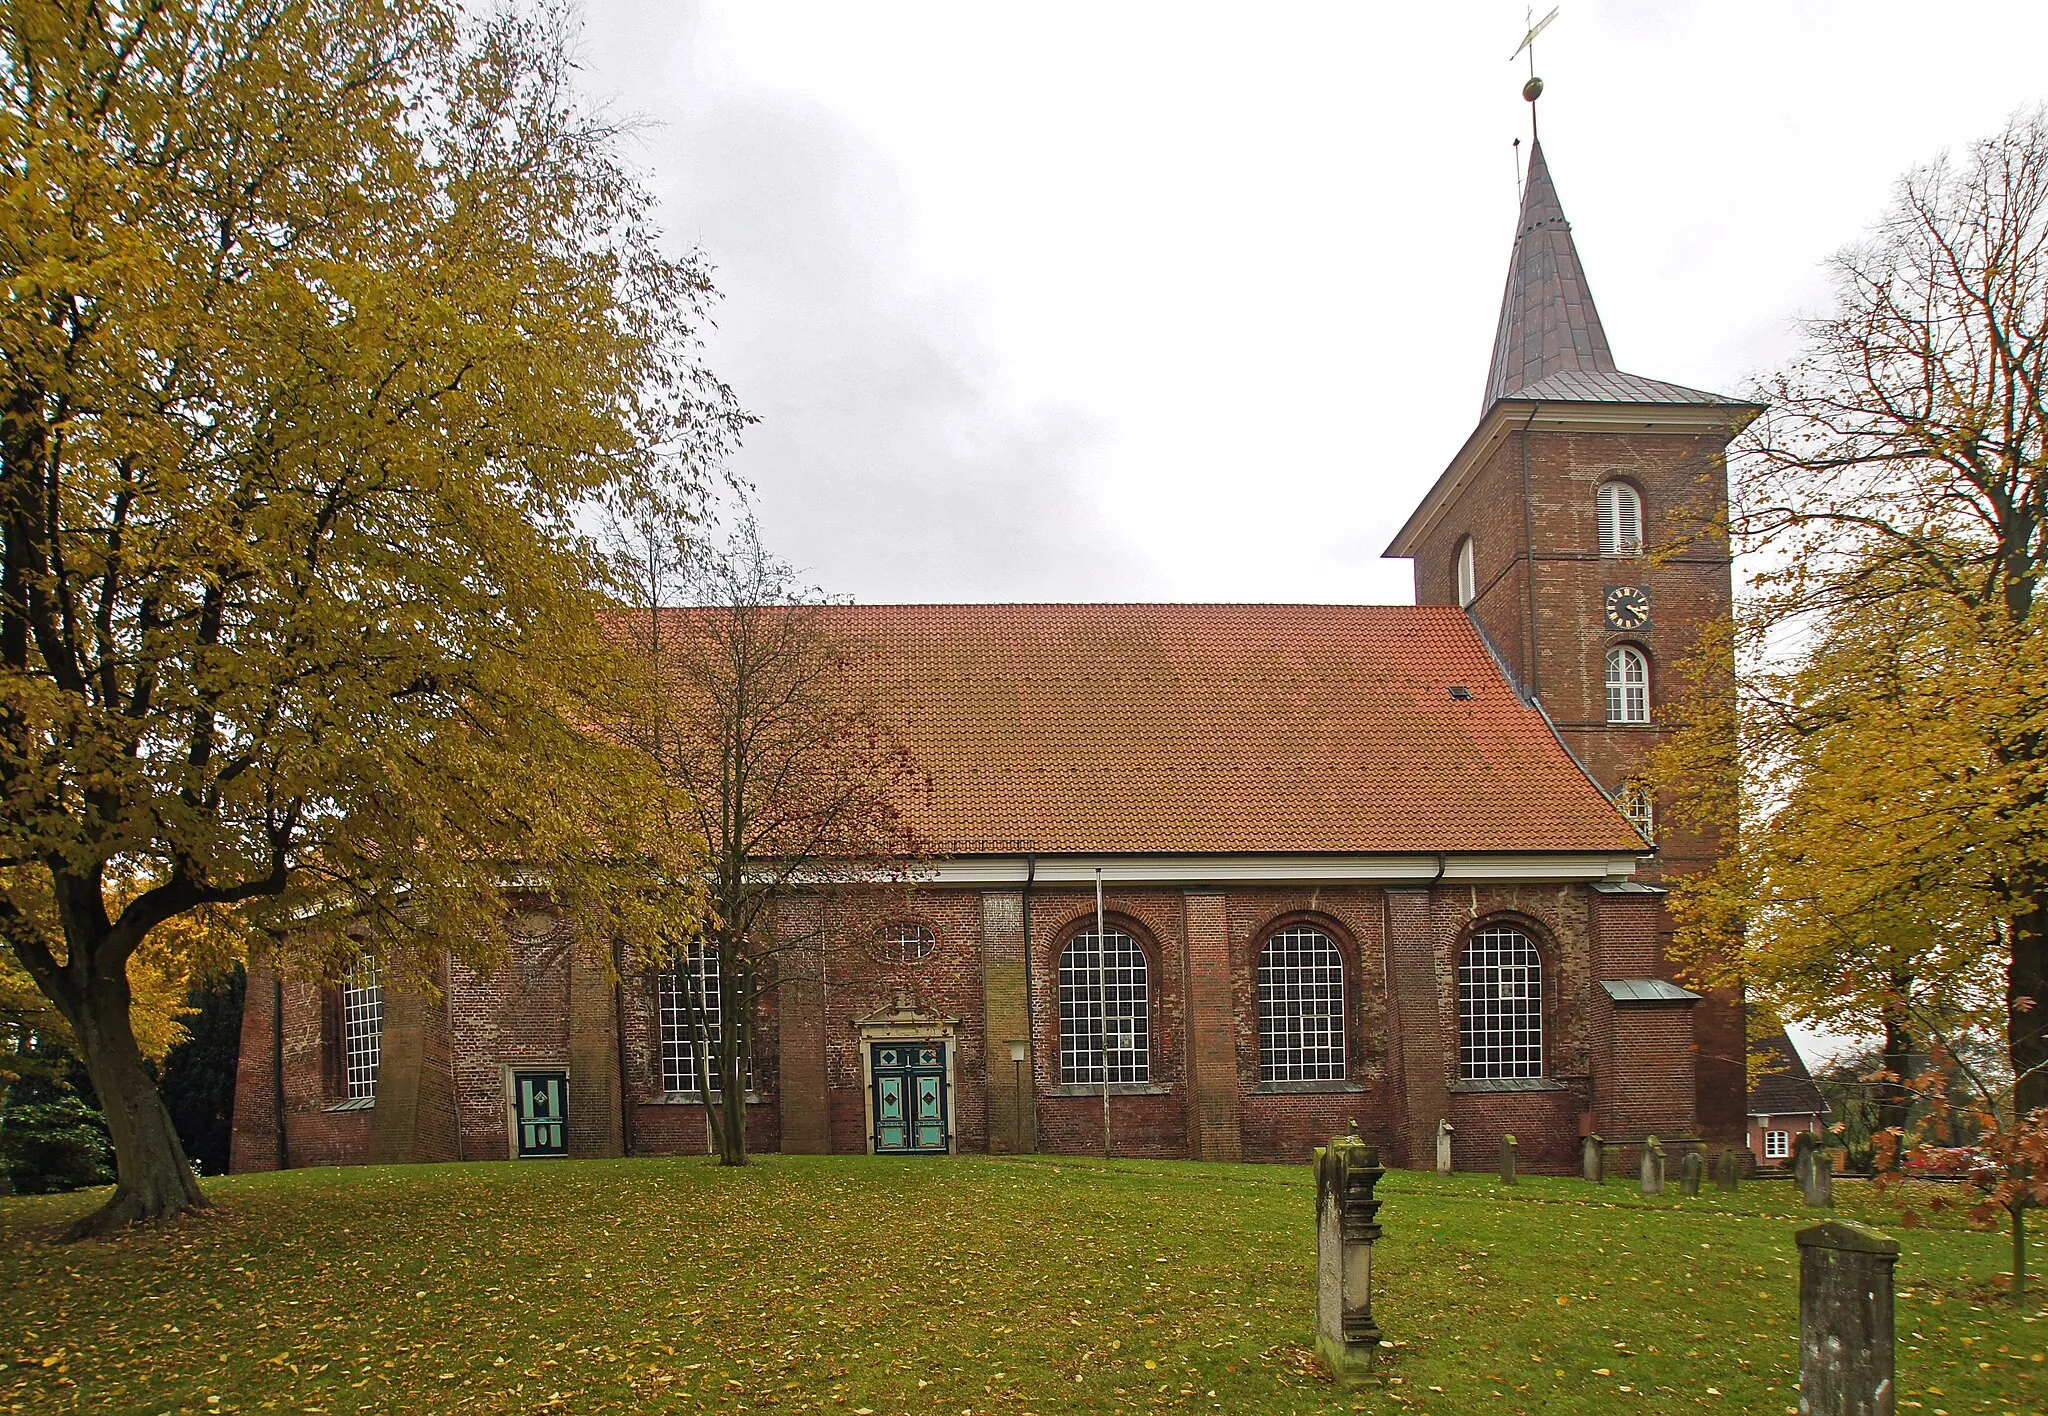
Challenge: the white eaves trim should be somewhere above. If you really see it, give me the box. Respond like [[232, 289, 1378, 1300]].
[[911, 852, 1645, 888]]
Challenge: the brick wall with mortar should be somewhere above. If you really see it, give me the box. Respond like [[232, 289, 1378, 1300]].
[[1028, 889, 1191, 1159], [615, 935, 783, 1159], [1411, 421, 1748, 1147], [367, 956, 459, 1165], [1223, 888, 1396, 1164], [229, 958, 283, 1173], [276, 973, 373, 1167], [232, 878, 1690, 1172], [1432, 885, 1604, 1175]]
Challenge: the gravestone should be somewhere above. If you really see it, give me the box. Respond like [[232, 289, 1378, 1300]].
[[1680, 1148, 1703, 1197], [1716, 1147, 1740, 1193], [1314, 1124, 1386, 1382], [1793, 1132, 1834, 1208], [1797, 1220, 1897, 1416], [1499, 1133, 1518, 1185], [1639, 1136, 1665, 1196], [1582, 1133, 1604, 1183], [1436, 1118, 1454, 1176]]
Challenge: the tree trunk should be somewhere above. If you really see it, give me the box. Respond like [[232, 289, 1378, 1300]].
[[2012, 899, 2048, 1120], [64, 973, 207, 1239], [1877, 979, 1916, 1168], [2013, 1199, 2029, 1300], [714, 957, 748, 1166]]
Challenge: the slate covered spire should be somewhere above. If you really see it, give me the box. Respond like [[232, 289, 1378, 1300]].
[[1483, 138, 1616, 406]]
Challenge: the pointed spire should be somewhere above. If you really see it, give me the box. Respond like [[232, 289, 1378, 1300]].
[[1482, 139, 1617, 407]]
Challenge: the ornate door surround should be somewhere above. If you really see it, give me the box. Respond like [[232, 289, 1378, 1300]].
[[854, 999, 959, 1156]]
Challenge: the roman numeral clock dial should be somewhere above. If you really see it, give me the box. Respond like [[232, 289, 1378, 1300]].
[[1604, 585, 1650, 631]]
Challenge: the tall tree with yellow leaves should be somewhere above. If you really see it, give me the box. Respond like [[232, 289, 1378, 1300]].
[[0, 1, 742, 1234], [1654, 110, 2048, 1290]]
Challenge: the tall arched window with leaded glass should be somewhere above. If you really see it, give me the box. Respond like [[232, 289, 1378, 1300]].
[[1257, 925, 1346, 1083], [1058, 928, 1150, 1085]]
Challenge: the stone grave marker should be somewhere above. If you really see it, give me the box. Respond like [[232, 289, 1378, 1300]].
[[1797, 1219, 1897, 1416], [1582, 1133, 1604, 1183], [1500, 1133, 1518, 1185], [1793, 1132, 1834, 1208], [1680, 1147, 1703, 1197], [1436, 1118, 1454, 1176], [1639, 1136, 1665, 1196], [1716, 1147, 1740, 1193], [1314, 1123, 1386, 1383]]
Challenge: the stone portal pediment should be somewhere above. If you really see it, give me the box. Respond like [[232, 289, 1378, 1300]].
[[852, 992, 960, 1032]]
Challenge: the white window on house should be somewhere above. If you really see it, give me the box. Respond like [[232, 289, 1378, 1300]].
[[1258, 926, 1346, 1083], [341, 961, 383, 1101], [1458, 926, 1543, 1080], [874, 921, 937, 964], [1059, 928, 1150, 1085], [1620, 782, 1655, 842], [1606, 645, 1651, 723], [1764, 1129, 1790, 1160], [658, 947, 739, 1094], [1597, 481, 1644, 557], [1455, 536, 1477, 608]]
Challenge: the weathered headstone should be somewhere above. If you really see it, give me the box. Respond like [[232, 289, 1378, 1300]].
[[1499, 1133, 1518, 1185], [1314, 1124, 1386, 1382], [1582, 1133, 1604, 1183], [1435, 1118, 1454, 1176], [1639, 1136, 1665, 1196], [1716, 1147, 1740, 1193], [1680, 1148, 1703, 1197], [1797, 1220, 1897, 1416], [1793, 1131, 1834, 1208]]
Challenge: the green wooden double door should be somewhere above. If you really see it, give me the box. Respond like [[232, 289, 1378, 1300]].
[[869, 1041, 950, 1154]]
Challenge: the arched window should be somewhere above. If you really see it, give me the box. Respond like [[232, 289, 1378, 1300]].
[[874, 922, 937, 964], [1619, 782, 1654, 842], [1597, 481, 1643, 557], [658, 947, 738, 1094], [1605, 645, 1650, 723], [1059, 928, 1149, 1085], [1458, 926, 1543, 1079], [1454, 536, 1477, 608], [341, 960, 382, 1101], [1258, 926, 1346, 1083]]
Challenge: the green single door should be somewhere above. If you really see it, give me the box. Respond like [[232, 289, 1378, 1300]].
[[869, 1041, 949, 1154], [513, 1070, 568, 1157]]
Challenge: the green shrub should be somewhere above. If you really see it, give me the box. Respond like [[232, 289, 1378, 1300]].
[[0, 1093, 113, 1194]]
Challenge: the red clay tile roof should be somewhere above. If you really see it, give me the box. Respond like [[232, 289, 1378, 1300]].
[[670, 602, 1641, 857]]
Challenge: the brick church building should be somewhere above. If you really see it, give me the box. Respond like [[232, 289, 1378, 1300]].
[[229, 135, 1759, 1177]]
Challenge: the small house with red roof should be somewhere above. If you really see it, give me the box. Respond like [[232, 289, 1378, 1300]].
[[1747, 1027, 1829, 1170], [231, 127, 1757, 1176]]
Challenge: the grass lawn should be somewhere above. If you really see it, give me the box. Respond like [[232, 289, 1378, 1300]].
[[1, 1155, 2043, 1415]]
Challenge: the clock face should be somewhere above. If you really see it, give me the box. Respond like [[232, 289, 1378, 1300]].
[[1604, 585, 1651, 631]]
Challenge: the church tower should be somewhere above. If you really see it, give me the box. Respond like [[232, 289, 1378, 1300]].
[[1385, 125, 1760, 1144]]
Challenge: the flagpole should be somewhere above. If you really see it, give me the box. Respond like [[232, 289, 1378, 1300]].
[[1096, 867, 1112, 1159]]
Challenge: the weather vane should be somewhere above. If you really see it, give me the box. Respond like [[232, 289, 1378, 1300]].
[[1511, 6, 1557, 139]]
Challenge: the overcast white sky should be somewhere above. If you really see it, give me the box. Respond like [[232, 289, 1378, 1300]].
[[577, 0, 2048, 611], [569, 3, 2048, 1067]]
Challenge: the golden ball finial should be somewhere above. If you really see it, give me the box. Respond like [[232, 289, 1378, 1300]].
[[1522, 76, 1544, 103]]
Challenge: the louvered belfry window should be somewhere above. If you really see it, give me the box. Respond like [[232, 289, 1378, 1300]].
[[1606, 645, 1651, 723], [1258, 926, 1346, 1082], [341, 961, 382, 1101], [1059, 929, 1150, 1085], [1455, 536, 1477, 607], [1597, 481, 1643, 557], [1458, 927, 1544, 1079]]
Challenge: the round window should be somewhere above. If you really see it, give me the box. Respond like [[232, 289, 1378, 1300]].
[[874, 922, 937, 964]]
